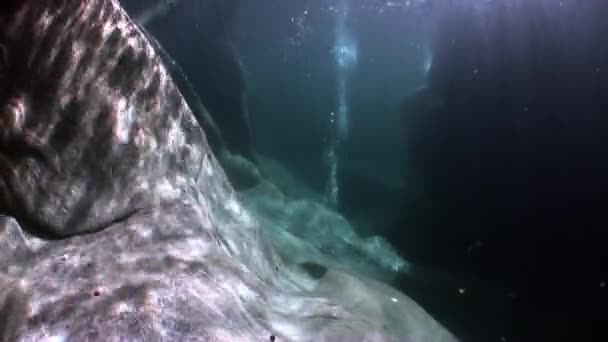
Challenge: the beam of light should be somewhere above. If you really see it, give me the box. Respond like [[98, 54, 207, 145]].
[[332, 0, 358, 139], [135, 0, 181, 27], [423, 43, 433, 74], [334, 30, 358, 71], [325, 146, 339, 205], [325, 0, 358, 206]]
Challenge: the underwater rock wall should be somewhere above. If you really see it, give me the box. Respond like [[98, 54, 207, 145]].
[[0, 1, 457, 341], [239, 156, 408, 283], [123, 0, 255, 163]]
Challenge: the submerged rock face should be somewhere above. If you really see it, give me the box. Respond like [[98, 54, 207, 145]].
[[239, 169, 408, 283], [0, 1, 457, 341], [124, 0, 255, 163], [0, 0, 206, 237]]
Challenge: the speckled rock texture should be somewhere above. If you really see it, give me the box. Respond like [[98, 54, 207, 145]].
[[0, 1, 457, 341]]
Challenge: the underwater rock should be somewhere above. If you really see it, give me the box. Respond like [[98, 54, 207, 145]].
[[124, 0, 256, 163], [220, 151, 263, 191], [238, 163, 409, 283], [0, 1, 457, 341]]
